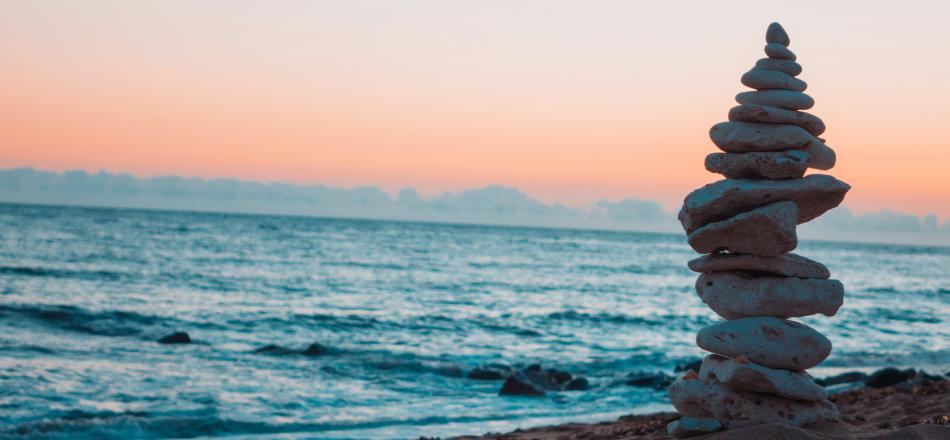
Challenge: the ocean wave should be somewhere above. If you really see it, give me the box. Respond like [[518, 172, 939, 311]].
[[0, 303, 167, 338], [1, 409, 554, 440], [544, 310, 665, 326], [0, 266, 125, 282]]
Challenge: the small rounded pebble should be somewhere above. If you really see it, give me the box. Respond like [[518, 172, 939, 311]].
[[766, 22, 790, 46]]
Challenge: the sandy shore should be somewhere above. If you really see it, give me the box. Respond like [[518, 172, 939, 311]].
[[456, 380, 950, 439]]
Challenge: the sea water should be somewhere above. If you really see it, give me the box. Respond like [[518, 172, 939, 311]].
[[0, 203, 947, 439]]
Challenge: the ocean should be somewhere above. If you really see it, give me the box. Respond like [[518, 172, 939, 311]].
[[1, 203, 948, 439]]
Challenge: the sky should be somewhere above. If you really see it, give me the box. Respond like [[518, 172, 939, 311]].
[[2, 1, 949, 218]]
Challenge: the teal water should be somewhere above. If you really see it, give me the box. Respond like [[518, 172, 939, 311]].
[[0, 203, 948, 438]]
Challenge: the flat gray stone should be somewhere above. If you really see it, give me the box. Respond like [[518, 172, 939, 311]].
[[766, 23, 790, 47], [687, 252, 830, 279], [668, 375, 837, 428], [678, 174, 850, 233], [705, 150, 809, 179], [710, 121, 813, 152], [667, 416, 723, 438], [741, 69, 807, 92], [736, 90, 813, 110], [754, 58, 802, 76], [729, 103, 824, 136], [687, 202, 798, 256], [696, 317, 832, 370], [695, 271, 845, 319], [765, 43, 797, 60], [699, 354, 828, 402]]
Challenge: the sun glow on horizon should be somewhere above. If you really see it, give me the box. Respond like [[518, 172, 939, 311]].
[[2, 1, 948, 219]]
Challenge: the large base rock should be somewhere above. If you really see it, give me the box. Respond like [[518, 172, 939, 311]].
[[687, 201, 798, 256], [678, 174, 850, 233], [699, 354, 827, 402], [696, 317, 831, 370], [695, 271, 844, 319], [668, 375, 837, 428]]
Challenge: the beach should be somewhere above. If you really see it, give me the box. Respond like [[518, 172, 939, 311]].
[[461, 379, 950, 439]]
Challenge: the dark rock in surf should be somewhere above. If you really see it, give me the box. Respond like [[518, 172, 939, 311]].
[[158, 331, 191, 344], [254, 344, 294, 355], [815, 371, 869, 387], [469, 364, 513, 381], [497, 365, 589, 395], [865, 368, 916, 388], [304, 343, 327, 356], [626, 371, 675, 390], [564, 377, 590, 391], [499, 372, 546, 396]]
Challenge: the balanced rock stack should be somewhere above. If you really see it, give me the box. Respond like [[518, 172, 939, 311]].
[[666, 23, 850, 438]]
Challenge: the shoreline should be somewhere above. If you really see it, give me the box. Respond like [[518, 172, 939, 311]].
[[456, 380, 950, 440]]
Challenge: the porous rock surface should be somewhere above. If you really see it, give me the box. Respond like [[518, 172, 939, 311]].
[[686, 201, 798, 256], [696, 317, 832, 371], [695, 271, 844, 319], [669, 22, 849, 437], [687, 252, 830, 279]]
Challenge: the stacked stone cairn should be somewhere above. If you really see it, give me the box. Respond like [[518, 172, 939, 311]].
[[665, 23, 851, 438]]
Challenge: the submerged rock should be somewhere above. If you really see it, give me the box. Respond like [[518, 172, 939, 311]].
[[865, 367, 917, 388], [497, 365, 589, 396], [564, 377, 590, 390], [468, 364, 513, 381], [626, 371, 675, 390], [254, 344, 295, 355], [499, 372, 546, 396], [815, 371, 869, 387], [303, 343, 327, 356], [158, 331, 191, 344], [253, 342, 328, 357]]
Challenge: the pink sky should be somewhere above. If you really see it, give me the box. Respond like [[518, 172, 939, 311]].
[[2, 1, 949, 217]]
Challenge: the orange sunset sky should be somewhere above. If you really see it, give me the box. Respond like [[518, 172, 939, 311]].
[[2, 1, 949, 218]]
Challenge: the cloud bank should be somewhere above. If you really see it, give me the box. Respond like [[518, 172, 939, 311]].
[[2, 168, 947, 246]]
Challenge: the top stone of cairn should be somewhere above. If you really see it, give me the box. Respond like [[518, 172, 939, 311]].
[[766, 22, 790, 47]]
